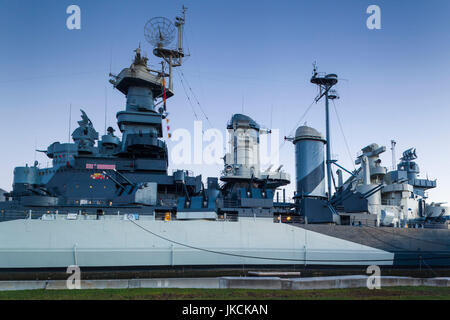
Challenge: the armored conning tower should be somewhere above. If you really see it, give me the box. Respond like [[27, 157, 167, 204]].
[[109, 47, 169, 170]]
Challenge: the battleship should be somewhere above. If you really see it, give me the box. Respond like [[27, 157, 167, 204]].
[[0, 8, 449, 270]]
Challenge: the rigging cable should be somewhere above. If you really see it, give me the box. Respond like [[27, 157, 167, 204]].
[[278, 98, 317, 152], [175, 68, 200, 122], [331, 99, 356, 171], [178, 68, 213, 129]]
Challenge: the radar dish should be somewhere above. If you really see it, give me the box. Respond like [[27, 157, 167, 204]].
[[144, 17, 176, 48]]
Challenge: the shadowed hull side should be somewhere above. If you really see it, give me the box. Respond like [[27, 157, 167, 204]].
[[301, 225, 450, 266]]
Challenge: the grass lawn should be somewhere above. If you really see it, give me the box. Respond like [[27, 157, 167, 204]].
[[0, 286, 448, 300]]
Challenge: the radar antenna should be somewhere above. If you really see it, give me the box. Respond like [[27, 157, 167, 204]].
[[144, 17, 176, 48], [144, 6, 187, 91]]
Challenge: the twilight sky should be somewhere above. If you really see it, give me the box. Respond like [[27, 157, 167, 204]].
[[0, 0, 449, 202]]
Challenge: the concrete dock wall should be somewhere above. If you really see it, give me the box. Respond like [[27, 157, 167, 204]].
[[0, 276, 448, 291]]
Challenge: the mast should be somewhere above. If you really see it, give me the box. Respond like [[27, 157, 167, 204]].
[[391, 140, 397, 171], [325, 92, 332, 199], [151, 6, 187, 92], [310, 65, 338, 200]]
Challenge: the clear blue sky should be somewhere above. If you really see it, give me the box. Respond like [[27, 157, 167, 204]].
[[1, 0, 449, 202]]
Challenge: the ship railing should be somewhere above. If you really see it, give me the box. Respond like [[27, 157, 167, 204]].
[[274, 197, 295, 204], [381, 199, 399, 206], [0, 209, 153, 221], [2, 209, 281, 224], [225, 214, 239, 222], [0, 209, 30, 220], [70, 199, 114, 206], [274, 214, 302, 224], [273, 190, 295, 203], [222, 199, 239, 207]]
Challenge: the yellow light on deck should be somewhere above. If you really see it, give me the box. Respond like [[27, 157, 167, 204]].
[[164, 212, 171, 221], [287, 216, 292, 221]]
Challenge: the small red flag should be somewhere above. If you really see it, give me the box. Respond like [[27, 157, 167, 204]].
[[162, 77, 167, 111]]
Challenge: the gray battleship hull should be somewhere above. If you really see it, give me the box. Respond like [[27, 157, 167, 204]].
[[0, 216, 397, 269], [1, 215, 448, 269]]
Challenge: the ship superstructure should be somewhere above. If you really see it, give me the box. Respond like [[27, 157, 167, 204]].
[[3, 46, 202, 215], [0, 7, 448, 270], [331, 144, 446, 227]]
